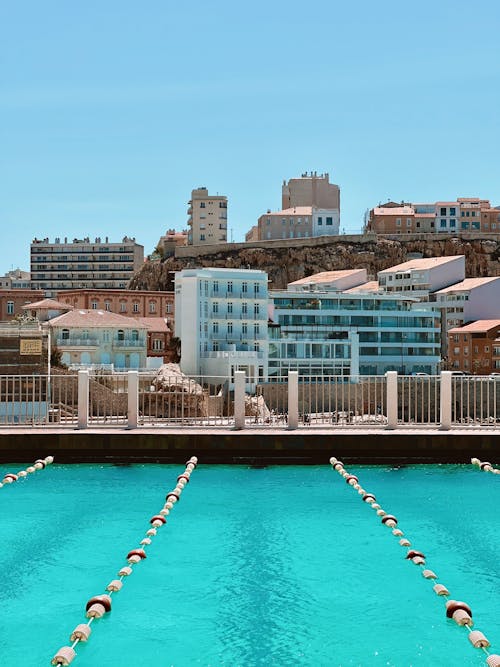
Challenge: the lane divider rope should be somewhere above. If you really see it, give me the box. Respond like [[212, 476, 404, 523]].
[[50, 456, 198, 666], [1, 456, 54, 488], [329, 456, 500, 666]]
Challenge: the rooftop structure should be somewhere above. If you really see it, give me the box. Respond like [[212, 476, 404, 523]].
[[288, 270, 367, 292]]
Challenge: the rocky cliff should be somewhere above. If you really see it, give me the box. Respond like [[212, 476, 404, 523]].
[[129, 235, 500, 291]]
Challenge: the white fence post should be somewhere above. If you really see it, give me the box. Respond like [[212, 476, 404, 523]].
[[77, 370, 89, 429], [233, 370, 246, 430], [440, 371, 452, 430], [127, 371, 139, 429], [386, 371, 398, 429], [288, 371, 299, 430]]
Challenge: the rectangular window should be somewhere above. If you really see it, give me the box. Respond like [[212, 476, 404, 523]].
[[7, 301, 14, 315], [317, 217, 323, 225], [227, 322, 233, 334], [326, 217, 333, 225], [213, 302, 218, 314], [212, 322, 218, 333], [406, 219, 412, 227], [227, 281, 233, 293], [242, 322, 248, 334], [242, 282, 248, 293], [149, 302, 156, 313], [227, 302, 233, 314], [242, 302, 248, 314], [396, 219, 401, 226], [440, 219, 447, 228], [91, 301, 98, 310], [254, 304, 260, 316], [254, 283, 260, 294], [450, 219, 456, 227], [105, 302, 111, 312], [254, 324, 260, 335], [213, 281, 219, 293], [440, 207, 447, 216], [133, 303, 139, 313]]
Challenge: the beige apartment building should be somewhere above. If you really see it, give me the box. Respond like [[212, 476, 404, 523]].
[[187, 188, 228, 245], [282, 172, 340, 210], [366, 197, 500, 234], [156, 229, 188, 257], [30, 236, 144, 297], [251, 172, 341, 241]]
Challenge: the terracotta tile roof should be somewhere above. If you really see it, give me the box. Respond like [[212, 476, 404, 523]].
[[22, 298, 73, 310], [448, 320, 500, 334], [133, 317, 170, 332], [48, 310, 147, 328]]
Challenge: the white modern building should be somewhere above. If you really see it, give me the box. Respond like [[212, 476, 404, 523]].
[[175, 268, 269, 385], [378, 256, 465, 296]]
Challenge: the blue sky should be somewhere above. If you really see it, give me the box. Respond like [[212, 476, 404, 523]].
[[1, 0, 499, 273]]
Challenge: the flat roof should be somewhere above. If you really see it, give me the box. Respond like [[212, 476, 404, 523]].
[[343, 281, 380, 293], [379, 256, 463, 274], [448, 320, 500, 334], [266, 206, 313, 216], [289, 270, 365, 286], [435, 277, 500, 294], [373, 206, 414, 216]]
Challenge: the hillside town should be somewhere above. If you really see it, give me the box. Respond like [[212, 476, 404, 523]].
[[1, 172, 500, 382]]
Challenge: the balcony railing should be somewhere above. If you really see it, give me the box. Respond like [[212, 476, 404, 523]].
[[56, 338, 99, 347]]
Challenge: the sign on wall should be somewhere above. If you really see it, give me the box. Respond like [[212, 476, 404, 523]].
[[20, 339, 43, 355]]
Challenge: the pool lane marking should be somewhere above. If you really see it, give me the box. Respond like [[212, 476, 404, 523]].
[[471, 458, 500, 475], [50, 456, 198, 666], [328, 457, 500, 666], [1, 456, 54, 488]]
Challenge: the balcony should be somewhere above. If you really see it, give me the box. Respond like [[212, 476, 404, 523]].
[[56, 338, 99, 347], [113, 340, 145, 348]]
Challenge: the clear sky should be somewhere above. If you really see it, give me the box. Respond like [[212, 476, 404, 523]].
[[2, 0, 499, 273]]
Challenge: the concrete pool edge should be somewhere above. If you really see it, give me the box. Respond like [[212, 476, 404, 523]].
[[0, 427, 499, 464]]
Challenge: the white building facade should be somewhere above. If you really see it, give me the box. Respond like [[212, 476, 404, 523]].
[[175, 268, 269, 385]]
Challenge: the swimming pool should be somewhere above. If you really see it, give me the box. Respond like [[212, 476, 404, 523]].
[[0, 462, 498, 666]]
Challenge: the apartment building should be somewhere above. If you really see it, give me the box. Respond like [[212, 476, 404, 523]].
[[252, 172, 340, 241], [447, 320, 500, 374], [55, 289, 174, 319], [366, 198, 500, 234], [270, 271, 441, 377], [156, 229, 188, 257], [187, 188, 227, 246], [174, 268, 268, 385], [0, 269, 31, 289], [30, 237, 144, 297], [378, 256, 465, 296]]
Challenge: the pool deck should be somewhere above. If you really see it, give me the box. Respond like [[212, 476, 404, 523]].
[[1, 425, 499, 464]]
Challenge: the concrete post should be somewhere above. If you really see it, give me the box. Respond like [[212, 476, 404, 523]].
[[287, 371, 299, 430], [233, 370, 246, 430], [386, 371, 398, 430], [440, 371, 452, 430], [77, 370, 89, 429], [349, 331, 360, 383], [127, 371, 139, 429]]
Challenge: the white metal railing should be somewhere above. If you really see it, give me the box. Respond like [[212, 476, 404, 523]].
[[2, 370, 500, 429]]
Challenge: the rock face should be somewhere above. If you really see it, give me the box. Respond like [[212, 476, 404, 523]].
[[130, 236, 500, 291]]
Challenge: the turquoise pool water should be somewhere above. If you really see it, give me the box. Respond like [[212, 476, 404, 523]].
[[0, 462, 498, 666]]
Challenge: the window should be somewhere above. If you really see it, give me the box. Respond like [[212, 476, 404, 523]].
[[120, 302, 126, 312], [104, 301, 111, 311], [62, 329, 70, 340], [91, 301, 98, 310], [200, 202, 206, 208], [464, 346, 469, 355], [450, 219, 456, 227], [474, 346, 479, 354], [212, 322, 218, 334], [396, 218, 401, 226], [254, 283, 260, 294], [282, 218, 286, 225], [242, 302, 248, 314], [326, 217, 333, 226], [266, 218, 271, 226], [227, 302, 233, 314], [472, 211, 476, 217], [152, 339, 163, 350], [450, 207, 456, 216], [228, 322, 233, 334], [254, 324, 260, 335], [213, 302, 218, 314], [6, 301, 14, 315], [440, 207, 446, 216], [213, 281, 219, 293], [317, 217, 323, 225], [133, 303, 139, 313], [406, 219, 412, 227], [289, 218, 294, 225], [149, 301, 156, 313], [254, 303, 260, 316], [485, 346, 490, 353], [242, 322, 248, 334], [200, 234, 205, 241], [118, 329, 125, 341], [166, 303, 172, 313], [242, 282, 248, 293], [440, 219, 447, 228], [227, 281, 233, 293]]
